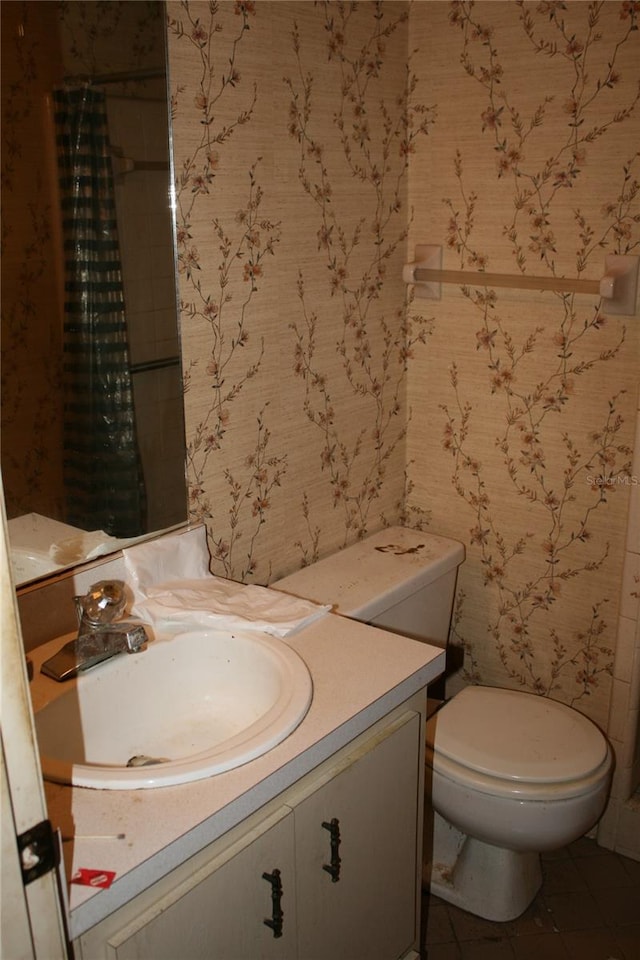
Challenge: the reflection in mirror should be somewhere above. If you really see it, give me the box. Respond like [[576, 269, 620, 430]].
[[1, 0, 187, 585]]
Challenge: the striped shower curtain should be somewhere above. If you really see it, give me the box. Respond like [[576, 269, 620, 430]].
[[53, 85, 146, 538]]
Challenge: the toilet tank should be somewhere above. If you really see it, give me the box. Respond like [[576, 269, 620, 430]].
[[273, 526, 465, 648]]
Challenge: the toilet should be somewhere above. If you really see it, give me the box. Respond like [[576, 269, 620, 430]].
[[273, 525, 613, 922]]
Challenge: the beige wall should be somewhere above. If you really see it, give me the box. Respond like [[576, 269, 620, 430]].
[[167, 1, 427, 582], [406, 1, 639, 737], [168, 0, 639, 737]]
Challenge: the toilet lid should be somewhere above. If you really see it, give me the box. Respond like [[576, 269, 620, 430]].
[[428, 686, 608, 783]]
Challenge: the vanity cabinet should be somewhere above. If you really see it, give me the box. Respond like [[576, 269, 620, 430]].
[[292, 709, 421, 960], [74, 701, 424, 960], [77, 806, 298, 960]]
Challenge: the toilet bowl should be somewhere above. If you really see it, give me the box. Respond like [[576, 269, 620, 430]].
[[272, 526, 614, 921], [425, 685, 613, 920]]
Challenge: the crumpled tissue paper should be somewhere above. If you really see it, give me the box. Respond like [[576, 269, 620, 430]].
[[122, 526, 330, 638]]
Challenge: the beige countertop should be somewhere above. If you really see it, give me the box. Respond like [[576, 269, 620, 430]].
[[35, 613, 444, 940]]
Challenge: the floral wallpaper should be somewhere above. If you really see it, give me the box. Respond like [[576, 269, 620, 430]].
[[168, 1, 639, 745], [407, 0, 639, 735], [168, 0, 432, 580]]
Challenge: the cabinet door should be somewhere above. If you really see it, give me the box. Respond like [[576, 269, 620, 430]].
[[293, 711, 422, 960], [78, 807, 297, 960]]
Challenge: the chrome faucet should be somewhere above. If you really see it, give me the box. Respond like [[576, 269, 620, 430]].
[[41, 580, 149, 682]]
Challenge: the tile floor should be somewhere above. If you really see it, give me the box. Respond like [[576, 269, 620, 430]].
[[422, 837, 640, 959]]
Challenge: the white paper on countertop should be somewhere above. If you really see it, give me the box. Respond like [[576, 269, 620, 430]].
[[133, 579, 330, 638], [122, 526, 330, 638]]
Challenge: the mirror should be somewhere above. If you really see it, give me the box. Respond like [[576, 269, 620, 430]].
[[1, 0, 187, 586]]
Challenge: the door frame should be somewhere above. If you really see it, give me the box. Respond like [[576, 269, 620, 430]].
[[1, 488, 68, 959]]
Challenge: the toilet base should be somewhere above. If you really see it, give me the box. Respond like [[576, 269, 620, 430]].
[[426, 812, 543, 922]]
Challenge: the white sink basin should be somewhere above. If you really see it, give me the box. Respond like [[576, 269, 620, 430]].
[[31, 629, 313, 789]]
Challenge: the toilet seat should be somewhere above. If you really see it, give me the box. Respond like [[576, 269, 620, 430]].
[[426, 685, 611, 801]]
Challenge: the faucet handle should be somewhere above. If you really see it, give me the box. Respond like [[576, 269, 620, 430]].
[[120, 623, 149, 653], [75, 580, 127, 627]]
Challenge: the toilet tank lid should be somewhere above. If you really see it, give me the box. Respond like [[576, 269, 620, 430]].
[[273, 527, 465, 620], [428, 686, 609, 783]]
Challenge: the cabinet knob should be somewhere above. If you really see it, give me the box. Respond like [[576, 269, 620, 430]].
[[322, 818, 341, 882], [262, 868, 284, 937]]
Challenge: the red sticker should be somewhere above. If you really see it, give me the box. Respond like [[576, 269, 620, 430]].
[[71, 868, 116, 889]]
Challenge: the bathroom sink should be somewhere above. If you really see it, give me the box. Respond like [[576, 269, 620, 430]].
[[31, 629, 313, 789]]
